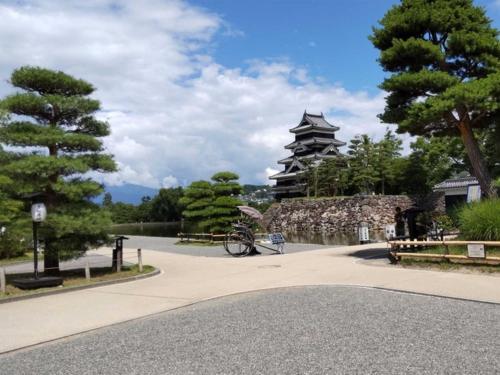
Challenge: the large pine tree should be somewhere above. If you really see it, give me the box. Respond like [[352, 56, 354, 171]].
[[0, 66, 116, 275], [371, 0, 500, 197]]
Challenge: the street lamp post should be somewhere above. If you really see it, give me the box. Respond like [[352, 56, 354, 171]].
[[31, 203, 47, 279]]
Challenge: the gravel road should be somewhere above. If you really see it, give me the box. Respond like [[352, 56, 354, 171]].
[[2, 285, 498, 374]]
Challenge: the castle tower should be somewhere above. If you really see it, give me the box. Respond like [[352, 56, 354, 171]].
[[269, 111, 346, 199]]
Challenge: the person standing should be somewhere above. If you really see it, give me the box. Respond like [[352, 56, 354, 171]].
[[394, 207, 405, 237]]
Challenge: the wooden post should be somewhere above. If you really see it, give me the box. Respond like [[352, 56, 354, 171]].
[[117, 249, 121, 272], [138, 248, 143, 272], [85, 260, 90, 281], [0, 267, 5, 294]]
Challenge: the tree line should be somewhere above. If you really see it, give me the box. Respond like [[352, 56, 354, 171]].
[[301, 127, 499, 198]]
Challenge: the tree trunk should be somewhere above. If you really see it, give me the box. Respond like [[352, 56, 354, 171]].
[[43, 244, 60, 276], [457, 121, 497, 198]]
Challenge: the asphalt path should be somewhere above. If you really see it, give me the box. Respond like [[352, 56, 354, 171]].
[[2, 286, 498, 374], [124, 235, 336, 257]]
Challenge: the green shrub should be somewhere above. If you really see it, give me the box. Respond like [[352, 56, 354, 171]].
[[458, 199, 500, 241], [434, 214, 455, 232], [0, 226, 29, 259]]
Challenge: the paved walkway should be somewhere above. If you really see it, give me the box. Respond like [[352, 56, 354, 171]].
[[1, 240, 499, 353], [3, 286, 499, 374]]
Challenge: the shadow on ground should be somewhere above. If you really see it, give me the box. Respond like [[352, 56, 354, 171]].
[[347, 248, 390, 261]]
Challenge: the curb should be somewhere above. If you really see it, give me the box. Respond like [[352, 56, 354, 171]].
[[0, 267, 161, 305]]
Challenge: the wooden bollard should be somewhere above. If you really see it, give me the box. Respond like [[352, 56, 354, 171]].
[[0, 267, 5, 294], [138, 248, 143, 272], [85, 260, 91, 281]]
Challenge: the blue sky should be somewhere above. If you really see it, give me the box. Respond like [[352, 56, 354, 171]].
[[0, 0, 499, 188], [194, 0, 500, 93]]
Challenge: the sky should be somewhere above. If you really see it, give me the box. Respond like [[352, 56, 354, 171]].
[[0, 0, 499, 188]]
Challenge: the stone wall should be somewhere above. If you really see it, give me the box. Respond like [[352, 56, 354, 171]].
[[264, 194, 445, 233]]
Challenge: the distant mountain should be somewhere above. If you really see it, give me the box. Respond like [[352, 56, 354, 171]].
[[96, 184, 159, 205]]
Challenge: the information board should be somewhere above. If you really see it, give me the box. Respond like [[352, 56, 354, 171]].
[[467, 244, 485, 258], [467, 185, 481, 203], [268, 233, 285, 244]]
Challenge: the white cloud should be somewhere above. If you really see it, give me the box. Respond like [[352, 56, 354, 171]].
[[162, 175, 179, 188], [0, 0, 390, 187]]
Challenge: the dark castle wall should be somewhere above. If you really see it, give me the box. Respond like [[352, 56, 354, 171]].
[[263, 194, 445, 233]]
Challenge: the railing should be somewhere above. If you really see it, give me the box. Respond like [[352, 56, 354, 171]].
[[0, 248, 144, 293], [387, 239, 500, 265], [177, 232, 267, 243]]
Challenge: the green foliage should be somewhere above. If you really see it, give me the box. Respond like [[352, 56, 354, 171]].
[[347, 134, 379, 194], [150, 187, 184, 222], [458, 199, 500, 240], [180, 172, 243, 233], [109, 202, 137, 224], [316, 157, 349, 197], [180, 180, 214, 231], [205, 172, 243, 233], [371, 0, 500, 197], [0, 66, 116, 271], [102, 192, 113, 208], [248, 201, 271, 214], [374, 129, 403, 194], [0, 222, 30, 259], [434, 214, 455, 232]]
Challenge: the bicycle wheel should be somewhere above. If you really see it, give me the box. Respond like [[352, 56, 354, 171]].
[[224, 230, 252, 257]]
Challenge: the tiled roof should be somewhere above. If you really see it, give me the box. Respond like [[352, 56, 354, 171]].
[[285, 137, 345, 149], [433, 176, 479, 190], [290, 112, 340, 133]]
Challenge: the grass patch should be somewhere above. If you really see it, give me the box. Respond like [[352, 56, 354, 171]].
[[0, 252, 43, 266], [414, 245, 500, 257], [0, 264, 155, 300], [400, 258, 500, 274]]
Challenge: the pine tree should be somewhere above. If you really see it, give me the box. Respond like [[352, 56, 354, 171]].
[[347, 135, 379, 194], [316, 156, 349, 197], [370, 0, 500, 197], [0, 66, 116, 275], [207, 172, 243, 233], [180, 180, 214, 231], [374, 129, 402, 194]]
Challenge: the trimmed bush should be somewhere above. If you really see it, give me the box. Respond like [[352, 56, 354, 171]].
[[458, 199, 500, 241]]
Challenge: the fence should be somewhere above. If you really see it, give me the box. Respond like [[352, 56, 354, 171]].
[[0, 248, 144, 293], [387, 239, 500, 265], [177, 232, 268, 243]]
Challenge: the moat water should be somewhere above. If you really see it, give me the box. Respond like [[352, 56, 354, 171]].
[[110, 222, 386, 246]]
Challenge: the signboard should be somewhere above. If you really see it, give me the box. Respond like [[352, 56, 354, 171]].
[[358, 223, 370, 243], [467, 185, 481, 203], [31, 203, 47, 222], [385, 224, 396, 240], [467, 244, 485, 258], [268, 233, 285, 244]]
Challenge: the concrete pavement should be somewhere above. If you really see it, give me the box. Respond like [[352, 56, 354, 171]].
[[1, 241, 499, 353], [3, 286, 499, 374]]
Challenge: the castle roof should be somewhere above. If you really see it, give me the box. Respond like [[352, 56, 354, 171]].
[[290, 111, 340, 133]]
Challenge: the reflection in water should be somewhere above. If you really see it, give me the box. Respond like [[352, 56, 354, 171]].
[[110, 222, 386, 246]]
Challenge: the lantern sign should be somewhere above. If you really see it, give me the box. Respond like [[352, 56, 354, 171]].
[[385, 224, 396, 240], [31, 203, 47, 222], [358, 222, 370, 244]]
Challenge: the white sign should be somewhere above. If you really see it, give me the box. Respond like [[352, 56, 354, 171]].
[[467, 244, 485, 258], [269, 233, 285, 244], [467, 185, 481, 203], [358, 223, 369, 243], [385, 224, 396, 240], [31, 203, 47, 222]]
